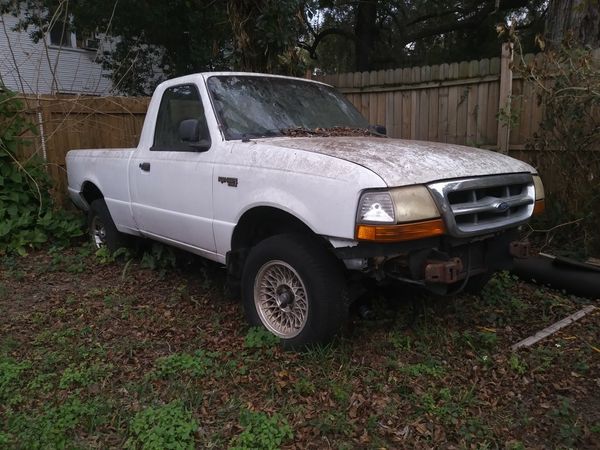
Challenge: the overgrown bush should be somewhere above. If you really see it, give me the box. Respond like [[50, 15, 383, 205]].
[[513, 40, 600, 256], [0, 88, 83, 255]]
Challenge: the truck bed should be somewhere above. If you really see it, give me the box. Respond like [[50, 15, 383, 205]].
[[66, 149, 136, 232]]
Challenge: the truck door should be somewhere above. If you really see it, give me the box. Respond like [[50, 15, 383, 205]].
[[129, 83, 217, 254]]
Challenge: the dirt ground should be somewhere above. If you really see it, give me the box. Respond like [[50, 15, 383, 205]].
[[0, 244, 598, 449]]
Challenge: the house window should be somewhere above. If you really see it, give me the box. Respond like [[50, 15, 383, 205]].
[[49, 19, 72, 47]]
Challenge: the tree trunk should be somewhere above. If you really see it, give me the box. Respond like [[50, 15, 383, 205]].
[[545, 0, 600, 47], [227, 0, 268, 71], [354, 0, 378, 71]]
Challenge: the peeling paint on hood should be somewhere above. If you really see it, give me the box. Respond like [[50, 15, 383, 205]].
[[262, 136, 536, 186]]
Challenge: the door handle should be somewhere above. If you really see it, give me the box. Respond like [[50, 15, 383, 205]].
[[139, 162, 151, 172]]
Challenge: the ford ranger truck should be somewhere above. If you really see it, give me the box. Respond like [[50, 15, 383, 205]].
[[66, 73, 545, 347]]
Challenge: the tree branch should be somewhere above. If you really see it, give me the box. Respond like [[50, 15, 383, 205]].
[[301, 27, 356, 59], [402, 0, 530, 44]]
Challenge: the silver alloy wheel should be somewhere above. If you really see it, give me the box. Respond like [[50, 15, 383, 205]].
[[253, 260, 309, 338], [90, 215, 107, 248]]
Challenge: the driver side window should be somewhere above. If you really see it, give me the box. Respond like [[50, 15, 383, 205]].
[[152, 84, 211, 151]]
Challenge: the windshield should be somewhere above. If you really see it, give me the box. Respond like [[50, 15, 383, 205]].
[[206, 75, 369, 140]]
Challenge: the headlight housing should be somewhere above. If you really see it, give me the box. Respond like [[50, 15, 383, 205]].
[[532, 174, 545, 215], [357, 191, 395, 224], [356, 186, 445, 242], [533, 175, 545, 200]]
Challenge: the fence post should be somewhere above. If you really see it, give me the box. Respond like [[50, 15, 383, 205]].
[[497, 42, 513, 154]]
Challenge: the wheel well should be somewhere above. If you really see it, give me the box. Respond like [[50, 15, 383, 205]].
[[231, 206, 316, 251], [226, 207, 325, 287], [81, 182, 103, 206]]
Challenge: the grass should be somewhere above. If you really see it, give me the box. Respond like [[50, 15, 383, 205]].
[[0, 244, 598, 448]]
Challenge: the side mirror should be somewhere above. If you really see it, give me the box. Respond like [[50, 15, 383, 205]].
[[179, 119, 210, 152]]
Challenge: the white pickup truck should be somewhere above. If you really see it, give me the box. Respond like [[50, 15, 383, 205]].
[[66, 72, 545, 347]]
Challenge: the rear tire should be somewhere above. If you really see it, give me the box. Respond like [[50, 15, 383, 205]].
[[241, 233, 348, 349], [88, 198, 130, 252]]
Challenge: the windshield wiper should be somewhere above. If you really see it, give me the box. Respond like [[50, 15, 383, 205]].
[[240, 130, 283, 141]]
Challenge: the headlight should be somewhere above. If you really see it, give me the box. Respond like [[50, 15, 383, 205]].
[[533, 175, 545, 200], [356, 186, 445, 242], [357, 192, 395, 224], [390, 186, 440, 222], [532, 174, 545, 215]]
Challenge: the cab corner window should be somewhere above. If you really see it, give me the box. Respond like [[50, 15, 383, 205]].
[[152, 84, 211, 151]]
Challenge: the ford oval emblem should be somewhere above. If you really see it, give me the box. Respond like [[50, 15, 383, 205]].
[[496, 201, 510, 212]]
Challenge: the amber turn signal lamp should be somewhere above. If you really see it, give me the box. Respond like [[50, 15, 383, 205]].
[[356, 218, 446, 242], [533, 199, 545, 215]]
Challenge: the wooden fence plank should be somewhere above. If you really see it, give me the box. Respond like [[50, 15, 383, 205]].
[[438, 87, 449, 142], [498, 42, 514, 153], [447, 86, 459, 143], [428, 87, 439, 141]]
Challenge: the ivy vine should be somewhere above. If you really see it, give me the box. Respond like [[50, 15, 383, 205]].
[[0, 88, 83, 255]]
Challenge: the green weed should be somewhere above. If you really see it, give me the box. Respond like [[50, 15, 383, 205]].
[[140, 243, 176, 275], [0, 355, 30, 403], [0, 88, 84, 256], [27, 372, 58, 394], [417, 387, 476, 425], [59, 362, 113, 389], [459, 330, 498, 351], [481, 271, 518, 305], [330, 380, 350, 404], [153, 350, 215, 379], [550, 397, 583, 447], [509, 353, 527, 376], [7, 398, 104, 449], [96, 246, 131, 264], [293, 378, 316, 396], [389, 332, 412, 351], [33, 328, 77, 348], [125, 401, 197, 450], [309, 409, 353, 437], [230, 409, 293, 450], [244, 326, 279, 349], [399, 360, 445, 378]]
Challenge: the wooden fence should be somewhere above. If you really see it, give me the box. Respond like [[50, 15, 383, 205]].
[[312, 45, 600, 198], [13, 46, 597, 206], [17, 95, 150, 205], [313, 43, 539, 154]]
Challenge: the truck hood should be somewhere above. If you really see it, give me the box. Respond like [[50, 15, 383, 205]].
[[264, 137, 535, 186]]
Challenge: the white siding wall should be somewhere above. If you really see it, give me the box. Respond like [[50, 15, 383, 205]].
[[0, 14, 112, 95]]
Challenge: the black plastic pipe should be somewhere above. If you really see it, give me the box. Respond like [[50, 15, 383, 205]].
[[512, 254, 600, 299]]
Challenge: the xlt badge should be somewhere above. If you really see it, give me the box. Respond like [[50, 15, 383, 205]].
[[218, 176, 238, 188]]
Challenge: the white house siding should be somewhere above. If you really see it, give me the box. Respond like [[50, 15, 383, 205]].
[[0, 14, 112, 95]]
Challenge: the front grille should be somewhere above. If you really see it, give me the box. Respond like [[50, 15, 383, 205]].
[[428, 174, 535, 237]]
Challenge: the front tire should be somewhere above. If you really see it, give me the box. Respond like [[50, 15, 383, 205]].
[[241, 233, 348, 348], [88, 198, 129, 252]]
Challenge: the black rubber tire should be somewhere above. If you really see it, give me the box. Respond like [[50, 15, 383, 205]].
[[241, 233, 348, 349], [88, 198, 130, 252], [464, 272, 494, 295]]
